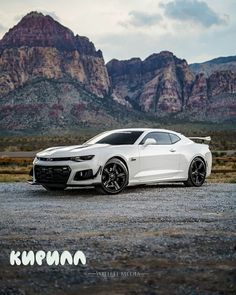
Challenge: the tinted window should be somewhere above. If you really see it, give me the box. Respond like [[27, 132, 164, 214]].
[[141, 132, 172, 145], [169, 133, 180, 144], [96, 131, 143, 145]]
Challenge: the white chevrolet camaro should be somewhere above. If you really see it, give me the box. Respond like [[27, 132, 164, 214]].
[[30, 128, 212, 194]]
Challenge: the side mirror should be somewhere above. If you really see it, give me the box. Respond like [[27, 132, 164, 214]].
[[143, 138, 157, 146]]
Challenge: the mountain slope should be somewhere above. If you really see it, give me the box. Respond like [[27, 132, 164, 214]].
[[107, 51, 194, 114], [190, 55, 236, 76], [0, 11, 120, 132], [107, 53, 236, 122], [0, 76, 156, 134], [0, 11, 110, 98]]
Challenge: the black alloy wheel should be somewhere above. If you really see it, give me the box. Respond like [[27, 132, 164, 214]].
[[97, 158, 128, 194], [184, 157, 206, 187]]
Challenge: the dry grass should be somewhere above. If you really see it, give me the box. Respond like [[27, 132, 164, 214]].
[[0, 154, 236, 183], [0, 157, 32, 182], [208, 172, 236, 183], [0, 174, 29, 182], [209, 154, 236, 183]]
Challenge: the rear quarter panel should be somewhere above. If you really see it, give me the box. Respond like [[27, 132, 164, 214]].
[[179, 142, 212, 178]]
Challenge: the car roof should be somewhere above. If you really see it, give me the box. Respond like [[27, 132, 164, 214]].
[[108, 128, 183, 136]]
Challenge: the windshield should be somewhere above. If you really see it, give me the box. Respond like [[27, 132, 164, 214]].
[[84, 131, 143, 145]]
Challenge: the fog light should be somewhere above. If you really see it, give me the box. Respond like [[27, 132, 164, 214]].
[[74, 169, 93, 180]]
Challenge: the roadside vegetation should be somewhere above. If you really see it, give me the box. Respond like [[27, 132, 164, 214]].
[[0, 157, 32, 182], [0, 122, 236, 151], [208, 151, 236, 183], [0, 152, 235, 183]]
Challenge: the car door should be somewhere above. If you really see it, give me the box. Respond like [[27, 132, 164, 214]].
[[136, 132, 180, 182]]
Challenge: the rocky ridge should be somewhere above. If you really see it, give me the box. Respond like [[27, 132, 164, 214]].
[[190, 56, 236, 76], [107, 52, 236, 121], [0, 11, 110, 98]]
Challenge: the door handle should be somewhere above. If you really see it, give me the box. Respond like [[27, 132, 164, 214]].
[[130, 157, 137, 161], [170, 148, 176, 152]]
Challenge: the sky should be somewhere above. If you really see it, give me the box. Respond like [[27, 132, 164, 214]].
[[0, 0, 235, 63]]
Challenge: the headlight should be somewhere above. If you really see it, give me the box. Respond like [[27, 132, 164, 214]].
[[70, 155, 95, 162]]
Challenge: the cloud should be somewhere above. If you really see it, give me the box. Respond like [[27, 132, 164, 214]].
[[161, 0, 228, 27], [0, 23, 7, 33], [0, 0, 235, 63], [41, 11, 60, 21], [120, 10, 162, 28], [98, 20, 236, 64]]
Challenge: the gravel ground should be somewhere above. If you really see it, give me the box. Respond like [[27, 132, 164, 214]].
[[0, 183, 235, 295]]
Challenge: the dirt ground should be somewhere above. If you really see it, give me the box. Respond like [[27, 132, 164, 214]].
[[0, 183, 235, 294]]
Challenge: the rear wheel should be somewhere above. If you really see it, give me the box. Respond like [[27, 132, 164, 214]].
[[184, 157, 206, 187], [96, 158, 128, 194]]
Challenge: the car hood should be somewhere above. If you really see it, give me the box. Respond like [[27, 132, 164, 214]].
[[36, 144, 109, 158]]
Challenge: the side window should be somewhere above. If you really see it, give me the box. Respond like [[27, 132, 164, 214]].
[[169, 133, 181, 144], [141, 132, 172, 145]]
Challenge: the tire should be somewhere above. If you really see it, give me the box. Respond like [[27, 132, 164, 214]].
[[96, 158, 129, 194], [42, 185, 66, 191], [184, 157, 206, 187]]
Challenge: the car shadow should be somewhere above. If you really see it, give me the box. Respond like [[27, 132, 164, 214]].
[[30, 186, 97, 198], [29, 182, 186, 198]]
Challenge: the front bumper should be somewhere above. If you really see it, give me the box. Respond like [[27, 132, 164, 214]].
[[205, 151, 212, 177], [30, 159, 102, 187]]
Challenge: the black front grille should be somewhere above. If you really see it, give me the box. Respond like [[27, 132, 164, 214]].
[[34, 165, 71, 184]]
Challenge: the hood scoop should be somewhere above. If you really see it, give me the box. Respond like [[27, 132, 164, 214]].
[[72, 145, 92, 150]]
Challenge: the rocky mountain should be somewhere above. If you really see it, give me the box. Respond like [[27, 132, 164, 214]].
[[0, 12, 235, 133], [0, 12, 123, 132], [107, 53, 236, 122], [0, 11, 110, 99], [107, 51, 194, 114], [190, 56, 236, 76]]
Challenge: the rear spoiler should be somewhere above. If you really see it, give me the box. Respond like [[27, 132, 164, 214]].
[[189, 136, 211, 144]]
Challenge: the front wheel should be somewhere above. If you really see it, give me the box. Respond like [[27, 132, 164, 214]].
[[184, 157, 206, 187], [96, 158, 128, 194]]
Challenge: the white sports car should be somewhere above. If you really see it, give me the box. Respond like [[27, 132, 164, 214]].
[[30, 128, 212, 194]]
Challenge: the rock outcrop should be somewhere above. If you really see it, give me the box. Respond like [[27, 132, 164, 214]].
[[208, 71, 236, 97], [0, 11, 110, 98], [107, 52, 236, 121], [107, 51, 195, 114], [187, 73, 208, 108]]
